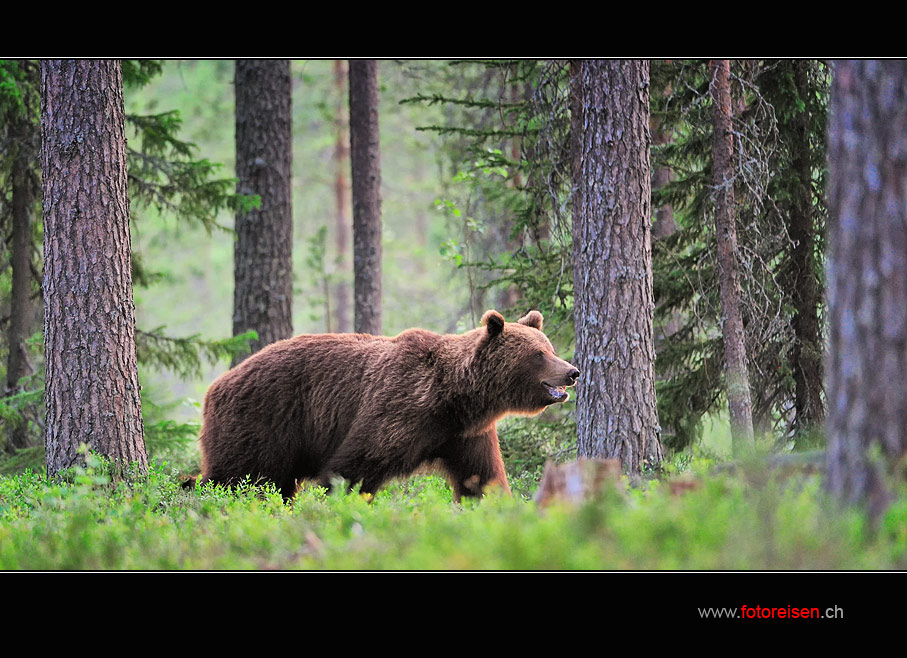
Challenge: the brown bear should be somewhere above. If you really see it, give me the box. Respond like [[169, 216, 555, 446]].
[[193, 309, 579, 501]]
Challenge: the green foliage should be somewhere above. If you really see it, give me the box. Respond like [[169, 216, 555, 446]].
[[405, 60, 575, 344], [126, 110, 259, 233], [0, 387, 41, 426], [136, 328, 257, 379], [145, 418, 201, 449], [0, 332, 43, 454], [497, 410, 576, 485], [0, 60, 32, 116], [1, 453, 905, 569], [0, 445, 42, 475], [121, 60, 164, 89]]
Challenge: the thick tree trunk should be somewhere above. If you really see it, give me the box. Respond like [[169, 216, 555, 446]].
[[826, 60, 907, 519], [5, 87, 39, 452], [571, 59, 664, 473], [710, 59, 755, 455], [333, 59, 352, 333], [789, 60, 826, 433], [41, 59, 146, 476], [232, 59, 294, 364], [349, 60, 383, 336]]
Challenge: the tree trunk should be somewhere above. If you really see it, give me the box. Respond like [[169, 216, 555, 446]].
[[333, 59, 352, 333], [496, 79, 525, 311], [710, 59, 755, 455], [650, 75, 681, 361], [41, 59, 146, 477], [826, 60, 907, 519], [349, 60, 383, 336], [788, 60, 826, 433], [571, 59, 664, 473], [232, 59, 294, 364], [5, 70, 39, 452], [651, 77, 677, 241]]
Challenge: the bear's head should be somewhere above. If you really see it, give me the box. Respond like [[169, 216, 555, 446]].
[[477, 309, 580, 414]]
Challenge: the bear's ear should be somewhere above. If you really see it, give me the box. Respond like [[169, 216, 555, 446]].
[[518, 310, 543, 331], [481, 310, 505, 338]]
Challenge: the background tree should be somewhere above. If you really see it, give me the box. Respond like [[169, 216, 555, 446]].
[[710, 59, 755, 455], [651, 74, 677, 242], [1, 60, 40, 453], [333, 59, 351, 333], [571, 59, 663, 472], [349, 59, 383, 336], [651, 60, 829, 451], [769, 60, 827, 435], [825, 60, 907, 519], [232, 59, 294, 364], [41, 59, 146, 476]]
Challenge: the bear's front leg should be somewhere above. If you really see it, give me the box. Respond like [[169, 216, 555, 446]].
[[439, 426, 511, 503]]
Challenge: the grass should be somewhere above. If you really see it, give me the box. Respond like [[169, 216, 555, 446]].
[[1, 450, 905, 571]]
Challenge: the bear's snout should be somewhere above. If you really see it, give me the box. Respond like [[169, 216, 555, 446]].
[[567, 368, 580, 384]]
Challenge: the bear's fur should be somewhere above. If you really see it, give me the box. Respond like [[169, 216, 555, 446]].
[[194, 310, 579, 501]]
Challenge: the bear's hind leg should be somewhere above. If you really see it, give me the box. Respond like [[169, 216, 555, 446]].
[[275, 476, 300, 501], [318, 441, 394, 499]]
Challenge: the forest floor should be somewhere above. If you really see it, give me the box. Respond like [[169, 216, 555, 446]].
[[0, 446, 904, 571]]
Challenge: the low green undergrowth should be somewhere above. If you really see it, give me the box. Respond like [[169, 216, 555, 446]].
[[1, 453, 906, 570]]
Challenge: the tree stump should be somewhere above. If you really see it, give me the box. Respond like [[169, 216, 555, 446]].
[[534, 458, 621, 507]]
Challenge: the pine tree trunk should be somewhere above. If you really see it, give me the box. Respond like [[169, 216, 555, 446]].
[[826, 60, 907, 519], [710, 59, 755, 455], [571, 59, 664, 473], [349, 60, 383, 336], [333, 59, 352, 333], [789, 60, 826, 433], [5, 106, 38, 452], [232, 59, 294, 364], [40, 59, 146, 477]]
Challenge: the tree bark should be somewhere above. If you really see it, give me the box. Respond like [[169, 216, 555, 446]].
[[571, 59, 664, 473], [41, 59, 146, 476], [710, 59, 755, 455], [333, 59, 351, 333], [788, 60, 826, 433], [826, 60, 907, 519], [349, 60, 383, 336], [232, 59, 294, 364]]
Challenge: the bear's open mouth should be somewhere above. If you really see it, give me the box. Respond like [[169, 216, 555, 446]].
[[543, 383, 569, 403]]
